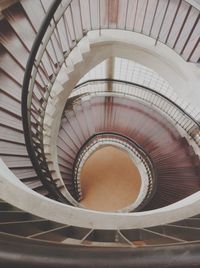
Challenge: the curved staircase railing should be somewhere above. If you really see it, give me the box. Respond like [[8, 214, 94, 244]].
[[59, 90, 200, 208], [0, 197, 200, 267], [73, 79, 200, 146], [22, 1, 72, 202], [22, 0, 200, 200], [72, 132, 157, 208]]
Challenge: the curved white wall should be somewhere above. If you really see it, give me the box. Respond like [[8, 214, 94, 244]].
[[0, 158, 200, 230], [87, 30, 200, 114]]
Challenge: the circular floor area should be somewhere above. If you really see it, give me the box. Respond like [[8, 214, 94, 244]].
[[80, 145, 141, 212]]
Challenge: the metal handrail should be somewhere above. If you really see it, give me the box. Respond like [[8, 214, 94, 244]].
[[22, 0, 200, 200], [1, 232, 200, 267], [22, 1, 71, 202], [75, 78, 200, 129], [73, 79, 200, 146]]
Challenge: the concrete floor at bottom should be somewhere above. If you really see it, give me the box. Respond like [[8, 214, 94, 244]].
[[80, 145, 141, 212]]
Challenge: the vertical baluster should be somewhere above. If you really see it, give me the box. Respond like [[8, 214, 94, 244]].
[[99, 0, 101, 35], [125, 0, 129, 30], [149, 0, 159, 37], [187, 36, 200, 61], [52, 17, 66, 62], [172, 5, 192, 49], [69, 3, 78, 44], [141, 0, 149, 33], [89, 0, 93, 30], [180, 13, 200, 55], [133, 0, 138, 31], [165, 0, 182, 44], [155, 0, 170, 45], [116, 0, 119, 29], [78, 0, 84, 35]]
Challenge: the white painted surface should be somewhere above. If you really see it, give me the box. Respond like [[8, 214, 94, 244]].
[[0, 158, 200, 230], [87, 30, 200, 112]]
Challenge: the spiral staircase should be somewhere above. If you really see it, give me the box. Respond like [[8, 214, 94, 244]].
[[0, 0, 200, 267]]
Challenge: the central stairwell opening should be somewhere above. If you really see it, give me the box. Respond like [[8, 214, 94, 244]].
[[79, 145, 142, 212]]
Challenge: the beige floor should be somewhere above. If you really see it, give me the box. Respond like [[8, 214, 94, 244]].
[[80, 145, 141, 212]]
